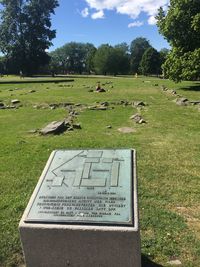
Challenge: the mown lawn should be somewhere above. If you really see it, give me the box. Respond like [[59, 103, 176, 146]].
[[0, 75, 200, 267]]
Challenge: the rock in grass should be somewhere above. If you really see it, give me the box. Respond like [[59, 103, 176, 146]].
[[133, 101, 146, 107], [11, 99, 20, 104], [176, 97, 189, 106], [130, 114, 146, 124], [40, 121, 66, 135], [73, 123, 81, 129]]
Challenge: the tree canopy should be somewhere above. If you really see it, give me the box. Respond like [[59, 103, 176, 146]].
[[130, 37, 152, 74], [0, 0, 58, 75], [140, 47, 161, 76], [157, 0, 200, 81]]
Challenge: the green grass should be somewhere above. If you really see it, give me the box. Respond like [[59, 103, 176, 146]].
[[0, 76, 200, 266]]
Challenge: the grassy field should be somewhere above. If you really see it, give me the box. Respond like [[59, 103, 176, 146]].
[[0, 75, 199, 267]]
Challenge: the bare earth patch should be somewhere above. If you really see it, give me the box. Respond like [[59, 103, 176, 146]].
[[173, 206, 200, 239], [118, 127, 136, 133]]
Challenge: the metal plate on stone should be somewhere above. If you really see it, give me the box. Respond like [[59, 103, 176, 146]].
[[25, 149, 134, 226]]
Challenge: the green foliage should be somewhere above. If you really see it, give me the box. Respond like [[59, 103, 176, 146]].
[[130, 37, 152, 74], [50, 42, 96, 74], [0, 0, 58, 75], [156, 0, 200, 82], [93, 44, 130, 75], [140, 47, 161, 75]]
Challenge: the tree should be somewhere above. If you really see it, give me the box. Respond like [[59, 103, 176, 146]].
[[49, 42, 96, 74], [159, 48, 169, 66], [93, 44, 130, 76], [130, 37, 152, 74], [140, 47, 161, 75], [156, 0, 200, 81], [0, 0, 58, 75]]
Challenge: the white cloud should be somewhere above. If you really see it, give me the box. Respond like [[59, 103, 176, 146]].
[[81, 7, 89, 18], [148, 15, 157, 25], [128, 21, 144, 28], [91, 10, 105, 19], [84, 0, 169, 25]]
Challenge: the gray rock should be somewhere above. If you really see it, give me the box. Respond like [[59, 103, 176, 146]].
[[40, 121, 66, 135], [0, 102, 5, 107], [130, 114, 146, 124], [73, 123, 81, 129], [29, 90, 36, 93], [190, 100, 200, 105], [133, 101, 146, 107], [106, 125, 112, 129], [176, 98, 189, 106], [11, 99, 20, 104]]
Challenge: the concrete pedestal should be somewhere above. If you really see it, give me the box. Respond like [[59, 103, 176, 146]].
[[19, 222, 141, 267]]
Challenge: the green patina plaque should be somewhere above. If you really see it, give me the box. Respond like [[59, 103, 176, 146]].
[[26, 149, 135, 226]]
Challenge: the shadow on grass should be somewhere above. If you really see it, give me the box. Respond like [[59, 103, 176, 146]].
[[180, 83, 200, 91], [142, 254, 164, 267]]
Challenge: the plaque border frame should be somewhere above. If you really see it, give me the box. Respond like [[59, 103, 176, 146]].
[[24, 149, 137, 227]]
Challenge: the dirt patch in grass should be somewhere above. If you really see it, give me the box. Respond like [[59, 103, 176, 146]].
[[173, 206, 200, 239]]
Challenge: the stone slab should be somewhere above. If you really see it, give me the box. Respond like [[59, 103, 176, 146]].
[[19, 149, 141, 267]]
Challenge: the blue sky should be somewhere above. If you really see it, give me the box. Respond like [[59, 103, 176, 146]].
[[50, 0, 170, 52]]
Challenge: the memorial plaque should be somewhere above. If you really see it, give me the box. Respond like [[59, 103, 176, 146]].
[[25, 149, 134, 226]]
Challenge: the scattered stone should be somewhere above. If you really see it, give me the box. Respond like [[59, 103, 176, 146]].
[[96, 88, 106, 93], [40, 121, 66, 135], [190, 100, 200, 105], [100, 102, 109, 107], [29, 90, 36, 93], [130, 114, 146, 124], [133, 101, 146, 107], [88, 105, 107, 110], [161, 85, 167, 91], [106, 125, 112, 129], [167, 259, 182, 265], [0, 102, 5, 107], [176, 97, 189, 106], [73, 123, 81, 129], [66, 126, 74, 131], [11, 99, 20, 104], [118, 127, 136, 133]]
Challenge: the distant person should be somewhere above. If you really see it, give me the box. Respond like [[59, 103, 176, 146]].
[[135, 73, 138, 78], [20, 70, 24, 78]]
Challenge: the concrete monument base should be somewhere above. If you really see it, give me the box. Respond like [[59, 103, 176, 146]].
[[19, 222, 141, 267]]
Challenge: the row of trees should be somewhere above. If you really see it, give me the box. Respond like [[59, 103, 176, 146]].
[[49, 39, 169, 76], [0, 0, 199, 81]]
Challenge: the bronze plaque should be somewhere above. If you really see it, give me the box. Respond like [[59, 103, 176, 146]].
[[25, 149, 135, 226]]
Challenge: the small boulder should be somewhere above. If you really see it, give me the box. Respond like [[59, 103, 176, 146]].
[[133, 101, 146, 107], [40, 121, 66, 135], [176, 98, 189, 106], [130, 114, 146, 124], [11, 99, 20, 104]]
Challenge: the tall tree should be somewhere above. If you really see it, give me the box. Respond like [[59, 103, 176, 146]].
[[0, 0, 58, 75], [130, 37, 152, 74], [140, 47, 161, 75], [156, 0, 200, 81]]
